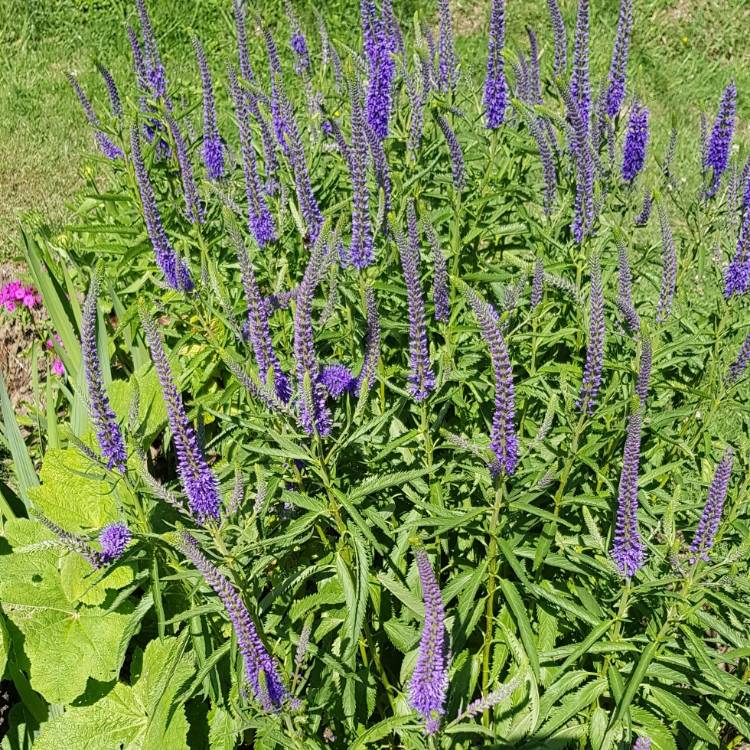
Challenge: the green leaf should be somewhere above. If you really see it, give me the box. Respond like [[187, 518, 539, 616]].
[[0, 614, 9, 679], [348, 715, 417, 749], [33, 636, 193, 749], [649, 685, 717, 745], [499, 579, 540, 680], [208, 706, 240, 750], [27, 449, 119, 532], [0, 519, 133, 704], [0, 371, 37, 508], [109, 364, 168, 443]]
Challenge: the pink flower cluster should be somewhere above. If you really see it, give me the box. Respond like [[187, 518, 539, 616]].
[[46, 335, 65, 376], [0, 280, 40, 312]]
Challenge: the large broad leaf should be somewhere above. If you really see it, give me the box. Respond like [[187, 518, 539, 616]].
[[0, 613, 8, 679], [33, 636, 193, 750], [109, 363, 168, 444], [27, 449, 119, 532], [0, 519, 133, 704]]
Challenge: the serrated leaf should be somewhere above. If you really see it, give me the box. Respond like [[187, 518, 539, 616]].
[[649, 685, 716, 745]]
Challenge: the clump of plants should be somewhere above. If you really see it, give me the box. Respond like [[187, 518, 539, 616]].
[[1, 0, 750, 747]]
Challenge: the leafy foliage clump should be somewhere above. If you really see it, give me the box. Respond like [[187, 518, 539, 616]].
[[1, 0, 750, 748]]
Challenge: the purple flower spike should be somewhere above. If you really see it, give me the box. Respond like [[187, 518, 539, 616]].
[[320, 364, 356, 399], [96, 64, 123, 119], [656, 205, 677, 323], [141, 311, 221, 523], [690, 449, 733, 562], [617, 241, 639, 334], [526, 27, 542, 105], [229, 69, 276, 248], [82, 276, 127, 472], [67, 74, 124, 160], [286, 1, 311, 75], [425, 221, 450, 323], [364, 1, 396, 141], [577, 257, 605, 414], [528, 116, 557, 214], [622, 103, 649, 182], [410, 55, 431, 151], [605, 0, 634, 117], [531, 259, 544, 310], [365, 123, 392, 221], [705, 82, 737, 198], [130, 126, 193, 292], [232, 0, 256, 89], [397, 211, 435, 402], [727, 332, 750, 383], [634, 190, 653, 227], [165, 113, 203, 224], [435, 114, 465, 191], [546, 0, 567, 79], [230, 225, 291, 404], [178, 532, 287, 710], [355, 287, 381, 397], [464, 287, 518, 476], [99, 523, 132, 564], [724, 207, 750, 298], [294, 237, 333, 436], [437, 0, 457, 92], [135, 0, 168, 101], [636, 339, 652, 407], [194, 37, 226, 180], [348, 82, 374, 269], [570, 0, 592, 131], [408, 550, 449, 736], [633, 738, 651, 750], [483, 0, 508, 129], [612, 412, 646, 578]]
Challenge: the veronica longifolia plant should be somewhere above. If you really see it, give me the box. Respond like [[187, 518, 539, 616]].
[[6, 1, 750, 747]]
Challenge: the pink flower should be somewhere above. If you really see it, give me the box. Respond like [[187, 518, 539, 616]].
[[0, 280, 40, 312], [52, 359, 65, 377]]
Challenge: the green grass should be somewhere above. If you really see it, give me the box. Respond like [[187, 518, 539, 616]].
[[0, 0, 748, 263]]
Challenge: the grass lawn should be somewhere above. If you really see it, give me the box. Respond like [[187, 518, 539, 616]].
[[0, 0, 748, 264]]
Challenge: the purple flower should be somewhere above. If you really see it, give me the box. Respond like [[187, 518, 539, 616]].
[[364, 3, 396, 141], [436, 0, 457, 92], [355, 286, 381, 396], [232, 0, 256, 89], [230, 225, 291, 403], [229, 69, 276, 247], [612, 412, 645, 577], [577, 257, 605, 414], [546, 0, 567, 79], [464, 287, 518, 476], [724, 208, 750, 298], [633, 738, 651, 750], [141, 311, 221, 523], [286, 1, 311, 75], [348, 83, 374, 269], [130, 126, 193, 291], [636, 338, 652, 407], [178, 532, 287, 709], [135, 0, 168, 102], [165, 113, 203, 224], [656, 205, 677, 323], [622, 103, 649, 182], [531, 259, 544, 310], [424, 220, 450, 323], [194, 37, 226, 180], [727, 332, 750, 383], [81, 276, 127, 472], [408, 550, 449, 736], [605, 0, 634, 117], [705, 82, 737, 198], [616, 241, 639, 333], [96, 63, 123, 119], [526, 27, 542, 104], [528, 116, 557, 215], [409, 54, 431, 151], [320, 364, 356, 398], [634, 190, 653, 226], [690, 449, 733, 562], [570, 0, 592, 131], [98, 523, 132, 564], [435, 114, 465, 191], [561, 84, 594, 243], [483, 0, 508, 129], [67, 74, 123, 160], [294, 237, 333, 436], [398, 209, 435, 402]]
